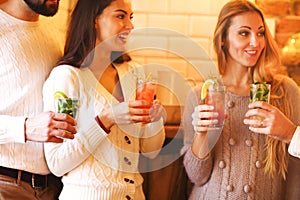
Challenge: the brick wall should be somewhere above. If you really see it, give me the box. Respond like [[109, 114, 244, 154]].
[[130, 0, 300, 86], [256, 0, 300, 85], [3, 0, 299, 84], [44, 0, 278, 83], [129, 0, 230, 83], [128, 0, 279, 84], [51, 0, 300, 89], [256, 0, 300, 48]]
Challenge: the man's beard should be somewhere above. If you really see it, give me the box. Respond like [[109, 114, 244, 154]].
[[24, 0, 59, 17]]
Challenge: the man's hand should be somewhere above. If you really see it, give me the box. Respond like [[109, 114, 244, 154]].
[[25, 111, 77, 143]]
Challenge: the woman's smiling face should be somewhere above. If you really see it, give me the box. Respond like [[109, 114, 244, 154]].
[[226, 11, 266, 68], [95, 0, 134, 52]]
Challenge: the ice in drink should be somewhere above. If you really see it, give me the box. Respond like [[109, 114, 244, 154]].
[[205, 86, 226, 127], [136, 80, 156, 107]]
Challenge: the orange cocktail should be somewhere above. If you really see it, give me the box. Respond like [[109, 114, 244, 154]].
[[136, 80, 156, 108]]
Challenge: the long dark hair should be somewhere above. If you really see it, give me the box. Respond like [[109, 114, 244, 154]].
[[57, 0, 130, 68]]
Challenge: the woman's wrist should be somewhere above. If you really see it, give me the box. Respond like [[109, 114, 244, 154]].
[[191, 132, 210, 159], [95, 115, 112, 134]]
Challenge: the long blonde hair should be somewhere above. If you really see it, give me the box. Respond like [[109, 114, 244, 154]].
[[213, 0, 289, 179]]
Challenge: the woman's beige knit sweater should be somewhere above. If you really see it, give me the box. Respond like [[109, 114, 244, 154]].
[[182, 76, 300, 200]]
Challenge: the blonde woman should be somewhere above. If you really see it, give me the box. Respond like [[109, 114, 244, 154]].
[[182, 0, 300, 199]]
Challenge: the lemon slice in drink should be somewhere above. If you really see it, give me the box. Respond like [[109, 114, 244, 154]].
[[201, 79, 216, 100], [54, 91, 68, 100]]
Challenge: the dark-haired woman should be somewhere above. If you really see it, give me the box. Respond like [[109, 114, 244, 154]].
[[42, 0, 165, 199]]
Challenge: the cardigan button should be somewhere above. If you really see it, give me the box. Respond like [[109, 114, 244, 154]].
[[124, 178, 135, 184], [226, 184, 234, 192], [218, 160, 226, 169], [228, 138, 236, 146], [227, 101, 235, 108], [243, 184, 251, 193], [255, 161, 262, 169], [245, 139, 253, 147], [124, 136, 131, 144], [124, 157, 132, 166]]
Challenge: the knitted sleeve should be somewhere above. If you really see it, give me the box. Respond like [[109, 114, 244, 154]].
[[43, 65, 107, 177], [0, 116, 27, 143], [181, 85, 214, 185], [183, 147, 213, 186]]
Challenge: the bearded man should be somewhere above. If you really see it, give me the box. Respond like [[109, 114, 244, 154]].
[[0, 1, 77, 199]]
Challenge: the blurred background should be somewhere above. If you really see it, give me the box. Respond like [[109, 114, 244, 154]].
[[42, 0, 300, 87], [36, 0, 300, 111], [2, 0, 299, 199]]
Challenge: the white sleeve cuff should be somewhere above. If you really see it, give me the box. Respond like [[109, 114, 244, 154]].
[[288, 126, 300, 158], [0, 116, 26, 143], [78, 119, 108, 153]]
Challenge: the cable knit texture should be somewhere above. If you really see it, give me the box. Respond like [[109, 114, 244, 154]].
[[182, 76, 300, 200], [43, 63, 165, 200], [0, 9, 62, 174]]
